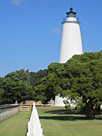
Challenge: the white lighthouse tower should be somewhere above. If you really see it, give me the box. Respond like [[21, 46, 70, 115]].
[[55, 8, 83, 106], [59, 7, 83, 63]]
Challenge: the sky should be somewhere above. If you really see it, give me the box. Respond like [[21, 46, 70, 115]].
[[0, 0, 102, 77]]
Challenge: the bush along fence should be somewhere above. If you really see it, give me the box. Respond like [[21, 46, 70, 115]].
[[27, 103, 44, 136], [0, 104, 20, 122]]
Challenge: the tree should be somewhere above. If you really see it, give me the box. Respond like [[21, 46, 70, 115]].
[[35, 51, 102, 119], [0, 77, 5, 94], [57, 52, 102, 119], [35, 63, 62, 103], [0, 69, 32, 104], [1, 81, 34, 104], [34, 72, 57, 103], [4, 69, 30, 85]]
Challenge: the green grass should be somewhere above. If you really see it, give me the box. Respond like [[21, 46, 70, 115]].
[[0, 107, 102, 136], [0, 111, 31, 136], [37, 106, 102, 136]]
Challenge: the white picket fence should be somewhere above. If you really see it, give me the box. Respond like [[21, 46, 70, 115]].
[[27, 103, 44, 136]]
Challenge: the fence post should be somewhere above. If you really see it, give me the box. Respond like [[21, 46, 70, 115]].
[[27, 103, 44, 136]]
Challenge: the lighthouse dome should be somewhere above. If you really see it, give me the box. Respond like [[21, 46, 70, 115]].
[[66, 8, 77, 21]]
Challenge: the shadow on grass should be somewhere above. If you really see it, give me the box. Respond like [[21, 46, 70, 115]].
[[40, 115, 102, 121], [45, 109, 83, 115], [39, 109, 102, 121], [39, 115, 85, 121]]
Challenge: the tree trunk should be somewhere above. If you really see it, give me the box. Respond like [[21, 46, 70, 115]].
[[81, 96, 87, 113], [95, 105, 100, 114], [86, 108, 95, 119], [81, 106, 87, 113], [85, 101, 95, 119]]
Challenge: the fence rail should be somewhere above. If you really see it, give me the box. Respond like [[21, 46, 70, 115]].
[[20, 105, 32, 111]]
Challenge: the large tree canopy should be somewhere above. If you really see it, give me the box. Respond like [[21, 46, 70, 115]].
[[0, 68, 48, 104], [59, 53, 102, 119], [35, 51, 102, 119], [59, 52, 102, 119], [0, 69, 33, 104], [1, 81, 34, 104]]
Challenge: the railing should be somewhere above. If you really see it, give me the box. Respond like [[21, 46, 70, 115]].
[[20, 104, 32, 111], [0, 104, 20, 122], [27, 103, 44, 136]]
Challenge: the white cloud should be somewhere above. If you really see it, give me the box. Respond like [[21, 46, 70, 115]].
[[51, 28, 61, 35], [11, 0, 25, 6]]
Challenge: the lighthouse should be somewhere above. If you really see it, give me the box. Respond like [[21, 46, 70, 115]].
[[59, 7, 83, 63], [55, 8, 83, 106]]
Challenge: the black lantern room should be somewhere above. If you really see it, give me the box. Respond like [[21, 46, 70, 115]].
[[66, 8, 76, 17]]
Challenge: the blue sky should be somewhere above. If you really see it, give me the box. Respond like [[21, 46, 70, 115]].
[[0, 0, 102, 77]]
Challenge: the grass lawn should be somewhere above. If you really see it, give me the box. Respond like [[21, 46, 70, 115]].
[[0, 107, 102, 136], [37, 106, 102, 136], [0, 111, 31, 136]]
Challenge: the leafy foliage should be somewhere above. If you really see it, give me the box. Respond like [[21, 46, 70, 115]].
[[35, 63, 61, 103], [29, 69, 47, 86], [0, 69, 34, 104], [4, 69, 30, 85], [1, 82, 28, 104], [0, 68, 48, 104]]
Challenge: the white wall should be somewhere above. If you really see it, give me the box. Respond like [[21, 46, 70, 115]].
[[55, 94, 66, 106], [0, 105, 20, 122]]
